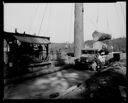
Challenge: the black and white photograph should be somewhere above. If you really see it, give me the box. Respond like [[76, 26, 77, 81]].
[[3, 2, 127, 102]]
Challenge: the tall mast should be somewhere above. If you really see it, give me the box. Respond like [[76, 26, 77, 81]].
[[74, 3, 84, 58]]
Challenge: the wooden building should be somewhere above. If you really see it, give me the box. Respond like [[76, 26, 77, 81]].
[[4, 31, 51, 78]]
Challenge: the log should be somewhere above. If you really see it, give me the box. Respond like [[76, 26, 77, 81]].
[[92, 30, 112, 41]]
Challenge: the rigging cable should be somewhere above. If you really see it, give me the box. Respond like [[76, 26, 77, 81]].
[[68, 5, 73, 43], [41, 4, 49, 36], [38, 3, 48, 36], [45, 4, 51, 37], [114, 3, 123, 36], [106, 5, 111, 34], [84, 3, 104, 32], [96, 3, 99, 25], [119, 2, 125, 22], [86, 13, 103, 32], [119, 2, 126, 36], [28, 4, 39, 33]]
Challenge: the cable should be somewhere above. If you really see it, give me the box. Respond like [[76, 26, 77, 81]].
[[83, 3, 104, 32], [28, 4, 39, 33], [96, 3, 99, 25], [86, 14, 103, 32], [68, 5, 72, 43], [119, 2, 125, 21], [38, 3, 48, 35], [106, 6, 111, 34], [119, 2, 125, 18], [45, 4, 50, 36], [114, 3, 123, 36], [119, 2, 126, 36], [41, 4, 49, 36]]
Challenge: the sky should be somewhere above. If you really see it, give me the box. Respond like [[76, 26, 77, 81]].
[[4, 2, 126, 43]]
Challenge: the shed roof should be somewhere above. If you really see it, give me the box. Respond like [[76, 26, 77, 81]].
[[4, 31, 50, 44], [14, 35, 50, 44]]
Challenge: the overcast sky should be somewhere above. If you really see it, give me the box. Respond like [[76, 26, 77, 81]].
[[4, 2, 126, 43]]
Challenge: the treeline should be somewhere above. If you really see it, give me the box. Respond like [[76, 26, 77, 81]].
[[111, 37, 126, 52], [85, 37, 126, 52], [50, 37, 126, 53]]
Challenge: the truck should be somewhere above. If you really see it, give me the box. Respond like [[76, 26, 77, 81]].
[[74, 48, 121, 71], [74, 48, 100, 71]]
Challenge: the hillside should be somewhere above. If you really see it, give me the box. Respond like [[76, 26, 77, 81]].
[[50, 37, 126, 53], [84, 37, 126, 52], [111, 37, 126, 52]]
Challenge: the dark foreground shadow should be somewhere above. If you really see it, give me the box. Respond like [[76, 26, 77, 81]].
[[82, 69, 128, 103]]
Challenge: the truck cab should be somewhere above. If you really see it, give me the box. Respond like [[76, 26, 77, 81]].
[[75, 48, 98, 71]]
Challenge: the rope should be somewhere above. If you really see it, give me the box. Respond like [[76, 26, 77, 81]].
[[38, 3, 48, 36]]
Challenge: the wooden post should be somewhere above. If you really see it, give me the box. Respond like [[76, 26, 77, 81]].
[[74, 3, 84, 58], [47, 44, 49, 61]]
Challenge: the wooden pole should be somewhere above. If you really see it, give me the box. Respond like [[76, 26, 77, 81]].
[[74, 3, 84, 58]]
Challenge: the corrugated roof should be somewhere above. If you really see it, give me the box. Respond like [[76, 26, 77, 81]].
[[14, 35, 50, 44]]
